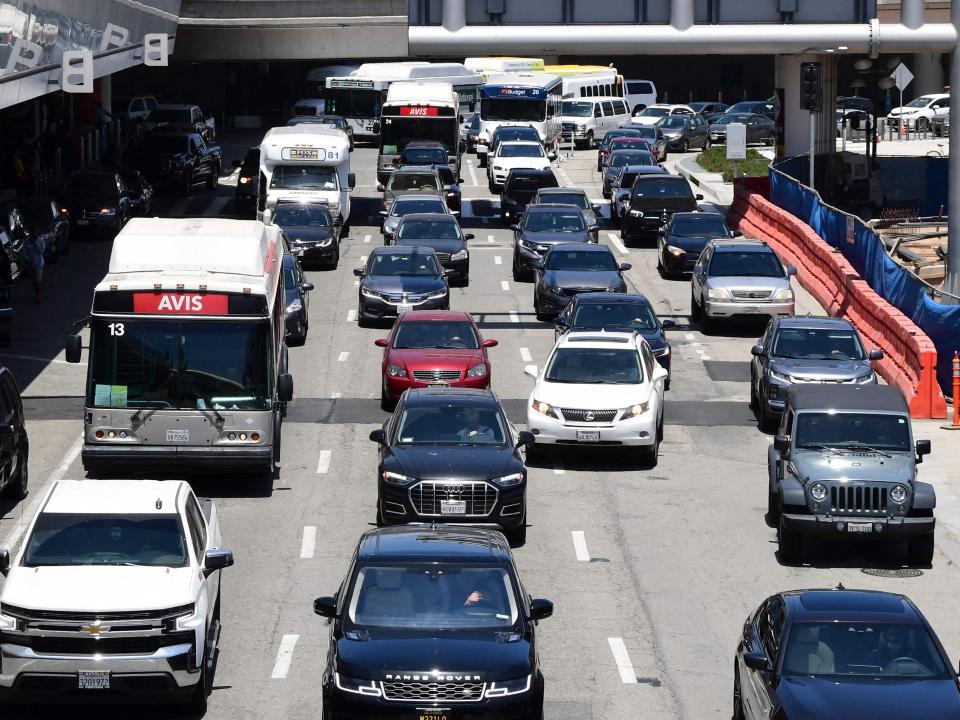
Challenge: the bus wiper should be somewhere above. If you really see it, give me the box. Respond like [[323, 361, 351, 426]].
[[202, 396, 225, 430]]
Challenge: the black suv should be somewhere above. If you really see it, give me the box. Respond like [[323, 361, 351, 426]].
[[314, 524, 552, 720], [0, 365, 28, 500], [501, 168, 558, 224], [233, 146, 260, 217], [135, 131, 222, 196], [369, 387, 534, 544], [620, 174, 701, 245]]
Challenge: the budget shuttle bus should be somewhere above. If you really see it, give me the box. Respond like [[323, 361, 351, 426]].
[[324, 62, 483, 142], [475, 72, 563, 162], [258, 125, 355, 233], [65, 218, 292, 476], [378, 81, 462, 183]]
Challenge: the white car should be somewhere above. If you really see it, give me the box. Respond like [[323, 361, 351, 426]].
[[0, 479, 233, 713], [523, 331, 668, 464], [887, 93, 949, 132], [487, 140, 552, 192], [631, 104, 695, 127]]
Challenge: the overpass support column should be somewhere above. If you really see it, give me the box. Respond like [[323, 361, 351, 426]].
[[946, 0, 960, 298], [671, 0, 694, 31], [442, 0, 466, 31]]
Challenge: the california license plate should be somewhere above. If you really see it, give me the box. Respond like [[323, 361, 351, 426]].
[[166, 429, 189, 443], [742, 307, 760, 313], [397, 304, 414, 314], [848, 522, 873, 533], [440, 500, 467, 515], [78, 671, 110, 689], [577, 430, 600, 442], [418, 712, 448, 720]]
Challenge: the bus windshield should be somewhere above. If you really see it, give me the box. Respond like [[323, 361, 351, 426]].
[[481, 98, 546, 122], [269, 166, 338, 191], [381, 117, 456, 155], [88, 319, 273, 411], [324, 88, 383, 118]]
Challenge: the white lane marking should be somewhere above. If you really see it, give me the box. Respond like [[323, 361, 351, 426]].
[[509, 311, 519, 324], [0, 353, 86, 366], [608, 637, 638, 684], [494, 255, 502, 265], [466, 160, 478, 187], [702, 355, 712, 361], [337, 352, 350, 362], [360, 255, 367, 264], [487, 234, 495, 243], [347, 309, 357, 323], [553, 461, 566, 476], [316, 450, 332, 474], [353, 280, 360, 287], [330, 392, 343, 399], [363, 234, 371, 244], [501, 280, 510, 291], [1, 434, 83, 551], [556, 165, 574, 187], [300, 526, 317, 558], [271, 635, 299, 679], [571, 530, 590, 561], [520, 347, 532, 362], [685, 333, 695, 341], [607, 232, 630, 255]]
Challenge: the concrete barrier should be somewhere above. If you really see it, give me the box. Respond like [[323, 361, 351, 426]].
[[728, 185, 947, 419]]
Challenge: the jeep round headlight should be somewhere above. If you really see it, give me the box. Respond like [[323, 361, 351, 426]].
[[890, 485, 908, 504], [809, 482, 828, 502]]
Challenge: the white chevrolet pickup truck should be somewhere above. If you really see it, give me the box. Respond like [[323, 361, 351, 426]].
[[0, 479, 233, 712]]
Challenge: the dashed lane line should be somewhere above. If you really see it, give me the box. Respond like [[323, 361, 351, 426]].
[[509, 311, 519, 324], [316, 450, 332, 474], [571, 531, 590, 561], [346, 309, 356, 323], [520, 347, 532, 362], [487, 234, 495, 243], [271, 635, 299, 679], [553, 462, 566, 476], [466, 160, 479, 187], [337, 352, 350, 362], [501, 280, 510, 291], [300, 526, 317, 559], [494, 255, 502, 265], [363, 234, 371, 244], [607, 637, 638, 684]]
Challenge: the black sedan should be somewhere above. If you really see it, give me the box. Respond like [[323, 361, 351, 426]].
[[611, 165, 668, 220], [17, 198, 69, 259], [512, 204, 592, 281], [354, 246, 451, 324], [532, 187, 600, 241], [282, 252, 314, 346], [59, 170, 132, 237], [735, 587, 960, 720], [621, 175, 702, 245], [554, 293, 675, 385], [658, 212, 737, 277], [314, 525, 551, 719], [393, 213, 473, 286], [602, 149, 655, 198], [270, 201, 341, 268], [233, 146, 259, 217], [370, 387, 534, 544], [532, 243, 630, 320], [709, 113, 776, 146]]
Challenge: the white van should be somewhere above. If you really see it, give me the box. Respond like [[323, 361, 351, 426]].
[[623, 79, 658, 113], [559, 97, 631, 149]]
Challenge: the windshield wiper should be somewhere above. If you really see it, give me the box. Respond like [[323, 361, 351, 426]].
[[801, 443, 845, 456], [201, 396, 225, 430], [841, 442, 893, 458]]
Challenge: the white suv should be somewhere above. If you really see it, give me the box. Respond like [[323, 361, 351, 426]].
[[631, 104, 695, 127], [487, 140, 552, 192], [523, 331, 668, 464]]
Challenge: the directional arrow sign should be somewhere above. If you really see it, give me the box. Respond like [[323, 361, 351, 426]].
[[891, 63, 914, 92]]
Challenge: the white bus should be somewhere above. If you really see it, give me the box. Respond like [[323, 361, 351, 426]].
[[544, 64, 624, 99], [65, 218, 291, 476], [305, 63, 361, 96], [378, 82, 462, 183], [464, 57, 545, 74], [475, 72, 563, 160], [324, 62, 483, 141], [258, 125, 355, 234]]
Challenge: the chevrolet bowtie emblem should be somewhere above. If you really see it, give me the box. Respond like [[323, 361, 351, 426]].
[[82, 624, 110, 635]]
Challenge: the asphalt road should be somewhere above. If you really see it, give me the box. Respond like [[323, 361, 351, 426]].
[[3, 141, 960, 720]]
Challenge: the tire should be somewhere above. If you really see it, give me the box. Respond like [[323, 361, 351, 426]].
[[213, 587, 221, 625], [380, 383, 395, 412], [759, 392, 778, 433], [504, 517, 527, 546], [908, 534, 935, 567], [749, 370, 759, 412], [207, 166, 219, 190], [328, 241, 340, 270], [690, 292, 702, 321], [680, 139, 689, 153], [183, 172, 193, 197], [767, 488, 780, 527], [777, 514, 802, 563], [341, 221, 351, 238], [478, 155, 487, 169], [643, 420, 660, 467], [0, 452, 27, 501], [512, 256, 523, 282], [764, 135, 775, 147], [733, 667, 746, 720], [186, 628, 209, 715], [704, 137, 712, 150]]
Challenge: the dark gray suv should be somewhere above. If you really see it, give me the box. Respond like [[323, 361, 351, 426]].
[[750, 316, 883, 430]]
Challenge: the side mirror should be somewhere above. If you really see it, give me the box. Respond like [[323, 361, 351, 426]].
[[376, 184, 385, 192], [369, 428, 386, 444], [619, 263, 632, 271], [751, 344, 765, 357], [277, 373, 294, 402], [262, 209, 272, 226], [378, 210, 388, 217], [313, 596, 338, 618], [353, 267, 364, 277], [743, 651, 772, 673], [786, 266, 798, 276], [372, 121, 381, 134], [516, 430, 535, 448], [523, 364, 539, 379], [695, 194, 704, 201], [0, 547, 9, 576], [869, 348, 884, 360], [510, 224, 520, 232], [653, 366, 668, 382], [482, 338, 498, 348], [443, 268, 456, 277], [548, 150, 558, 160], [203, 549, 234, 576], [301, 282, 314, 292], [348, 173, 356, 190], [661, 319, 676, 329], [916, 439, 931, 459], [374, 338, 389, 348], [774, 435, 790, 453], [529, 598, 553, 621], [464, 233, 475, 240], [65, 334, 82, 363], [531, 259, 544, 270]]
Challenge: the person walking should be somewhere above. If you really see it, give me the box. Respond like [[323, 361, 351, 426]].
[[20, 231, 45, 303]]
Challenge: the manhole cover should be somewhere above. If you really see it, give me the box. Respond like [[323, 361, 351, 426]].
[[861, 567, 923, 578]]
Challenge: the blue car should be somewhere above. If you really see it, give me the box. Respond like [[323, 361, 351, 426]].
[[553, 292, 674, 388]]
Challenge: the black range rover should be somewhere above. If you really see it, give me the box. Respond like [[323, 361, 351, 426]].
[[315, 525, 553, 720]]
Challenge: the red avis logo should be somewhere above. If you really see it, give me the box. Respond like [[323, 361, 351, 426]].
[[133, 293, 229, 315], [399, 106, 438, 116]]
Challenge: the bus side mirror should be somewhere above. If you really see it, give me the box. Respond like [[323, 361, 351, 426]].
[[277, 373, 294, 402], [348, 173, 356, 189], [65, 335, 82, 363], [372, 121, 380, 134], [0, 548, 9, 576]]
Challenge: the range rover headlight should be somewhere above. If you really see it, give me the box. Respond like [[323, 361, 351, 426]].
[[335, 672, 382, 697], [0, 607, 17, 631], [486, 675, 532, 697], [532, 399, 558, 419], [890, 485, 908, 504], [809, 482, 828, 502]]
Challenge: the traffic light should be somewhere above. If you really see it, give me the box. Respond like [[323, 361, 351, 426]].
[[800, 62, 823, 111]]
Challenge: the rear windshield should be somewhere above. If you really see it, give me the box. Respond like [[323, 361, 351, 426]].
[[397, 218, 462, 240], [390, 174, 441, 192], [507, 173, 557, 192], [671, 215, 729, 237], [631, 178, 693, 200], [499, 144, 543, 158], [610, 151, 652, 168], [708, 250, 784, 277], [524, 211, 585, 232]]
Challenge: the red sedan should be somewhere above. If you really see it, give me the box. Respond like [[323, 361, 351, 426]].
[[375, 311, 498, 409]]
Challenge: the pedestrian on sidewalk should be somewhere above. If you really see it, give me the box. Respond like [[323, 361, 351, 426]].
[[20, 231, 45, 303]]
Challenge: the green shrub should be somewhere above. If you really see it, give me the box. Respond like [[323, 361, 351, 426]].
[[695, 147, 770, 183]]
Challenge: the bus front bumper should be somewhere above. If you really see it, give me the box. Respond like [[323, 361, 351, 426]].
[[82, 444, 273, 473]]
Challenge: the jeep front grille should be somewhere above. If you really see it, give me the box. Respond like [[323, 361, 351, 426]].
[[381, 679, 485, 702], [830, 485, 888, 514]]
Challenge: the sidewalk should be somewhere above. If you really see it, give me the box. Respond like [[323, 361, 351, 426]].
[[675, 155, 734, 206]]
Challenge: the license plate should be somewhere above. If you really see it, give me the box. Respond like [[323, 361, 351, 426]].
[[848, 522, 873, 533], [78, 671, 110, 689], [166, 429, 189, 443], [440, 500, 467, 515], [742, 307, 760, 314], [418, 712, 449, 720], [77, 219, 90, 226], [397, 304, 414, 314], [577, 430, 600, 442]]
